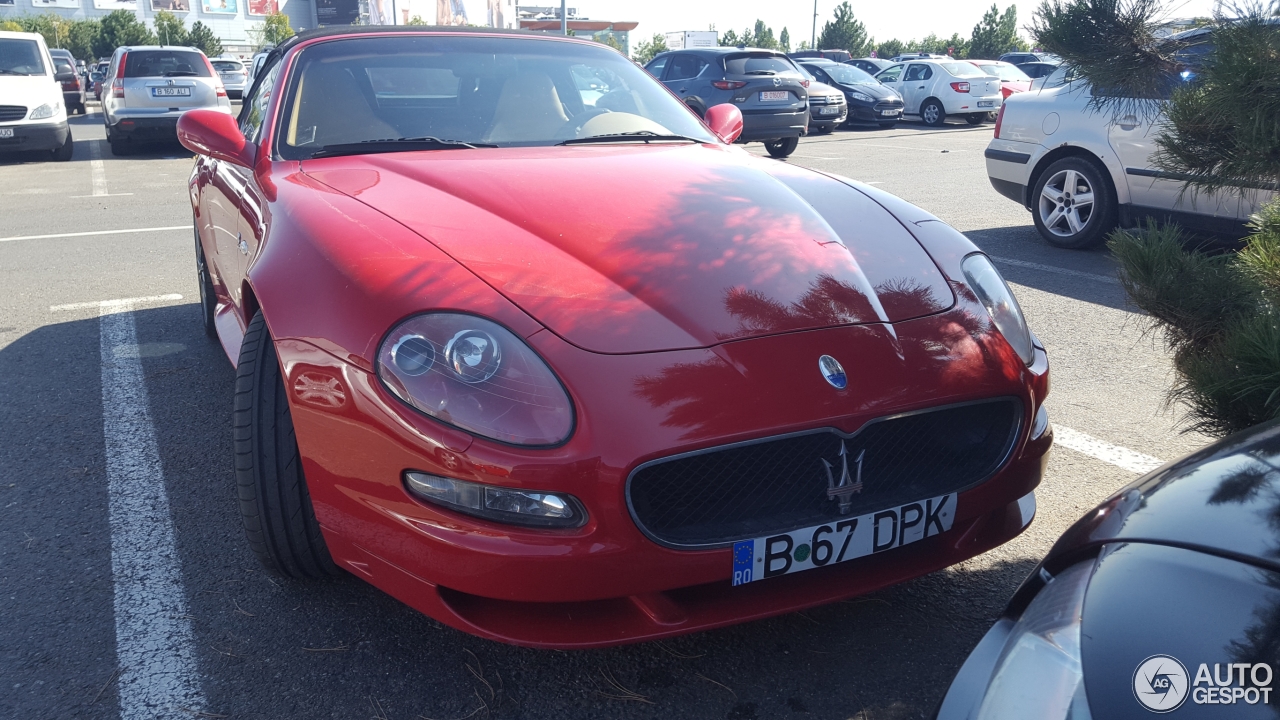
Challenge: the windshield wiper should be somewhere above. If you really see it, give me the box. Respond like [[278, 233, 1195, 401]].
[[164, 70, 198, 77], [557, 131, 703, 146], [744, 70, 777, 75], [309, 136, 495, 159]]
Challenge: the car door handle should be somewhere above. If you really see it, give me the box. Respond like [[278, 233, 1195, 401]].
[[237, 233, 248, 255], [1119, 115, 1139, 130], [916, 85, 925, 89]]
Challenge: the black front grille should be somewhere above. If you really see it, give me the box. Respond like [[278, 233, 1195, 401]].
[[874, 100, 905, 112], [0, 106, 28, 122], [627, 399, 1021, 547]]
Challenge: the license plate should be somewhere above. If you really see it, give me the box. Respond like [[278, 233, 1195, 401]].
[[0, 128, 12, 138], [977, 100, 995, 108], [880, 109, 899, 116], [151, 87, 191, 97], [819, 106, 841, 115], [731, 494, 956, 586], [759, 91, 789, 101]]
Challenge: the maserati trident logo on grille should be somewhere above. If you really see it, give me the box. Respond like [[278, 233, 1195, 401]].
[[822, 442, 865, 514], [819, 355, 847, 389]]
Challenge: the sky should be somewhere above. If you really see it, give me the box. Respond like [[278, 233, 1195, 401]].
[[580, 0, 1221, 49]]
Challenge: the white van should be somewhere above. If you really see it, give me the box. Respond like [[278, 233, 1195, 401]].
[[0, 30, 73, 161]]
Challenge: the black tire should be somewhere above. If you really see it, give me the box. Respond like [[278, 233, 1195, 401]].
[[683, 96, 707, 119], [195, 222, 217, 339], [966, 113, 986, 125], [877, 121, 898, 129], [1030, 156, 1117, 250], [51, 132, 73, 161], [920, 98, 946, 127], [764, 136, 799, 158], [234, 311, 341, 579], [109, 137, 131, 156]]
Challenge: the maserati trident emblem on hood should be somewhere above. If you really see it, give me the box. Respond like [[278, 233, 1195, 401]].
[[822, 442, 865, 514], [819, 355, 847, 389]]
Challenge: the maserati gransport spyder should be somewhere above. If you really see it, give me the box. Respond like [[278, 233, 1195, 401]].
[[179, 27, 1052, 648]]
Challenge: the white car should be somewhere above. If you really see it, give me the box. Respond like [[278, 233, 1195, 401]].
[[211, 58, 248, 99], [875, 59, 1003, 127], [0, 30, 73, 161], [985, 65, 1268, 248]]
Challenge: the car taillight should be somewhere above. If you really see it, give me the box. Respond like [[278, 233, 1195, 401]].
[[216, 85, 227, 97], [951, 81, 970, 93], [711, 80, 747, 90], [201, 55, 227, 97], [111, 78, 124, 98], [994, 104, 1006, 138]]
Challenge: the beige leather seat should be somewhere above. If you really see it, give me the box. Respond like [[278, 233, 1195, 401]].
[[484, 72, 569, 144], [295, 63, 399, 147]]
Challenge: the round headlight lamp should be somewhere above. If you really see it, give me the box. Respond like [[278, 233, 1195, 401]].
[[962, 253, 1036, 366], [377, 313, 574, 446]]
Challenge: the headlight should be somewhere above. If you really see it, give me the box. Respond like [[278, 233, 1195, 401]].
[[29, 102, 61, 120], [404, 471, 585, 527], [962, 253, 1035, 365], [976, 561, 1095, 720], [850, 91, 873, 103], [377, 313, 574, 446]]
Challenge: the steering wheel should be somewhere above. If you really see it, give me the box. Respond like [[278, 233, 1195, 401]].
[[557, 107, 612, 140]]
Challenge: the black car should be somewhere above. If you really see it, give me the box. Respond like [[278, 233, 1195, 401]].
[[938, 419, 1280, 719], [645, 47, 809, 158], [795, 59, 904, 128], [847, 57, 894, 76], [788, 49, 853, 63], [1017, 61, 1061, 80], [999, 51, 1060, 65]]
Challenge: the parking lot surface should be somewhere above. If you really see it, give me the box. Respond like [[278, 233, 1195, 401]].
[[0, 107, 1208, 720]]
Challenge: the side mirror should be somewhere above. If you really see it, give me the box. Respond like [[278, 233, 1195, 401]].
[[705, 103, 744, 144], [55, 72, 75, 83], [178, 109, 254, 168]]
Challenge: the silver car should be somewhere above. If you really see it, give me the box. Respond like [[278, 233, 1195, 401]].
[[211, 58, 248, 99], [101, 45, 232, 156]]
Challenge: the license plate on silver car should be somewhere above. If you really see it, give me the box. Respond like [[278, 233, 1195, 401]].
[[152, 87, 191, 97], [977, 100, 995, 108], [0, 128, 13, 139], [759, 91, 789, 101], [731, 493, 956, 585]]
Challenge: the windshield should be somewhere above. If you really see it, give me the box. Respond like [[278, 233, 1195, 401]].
[[812, 62, 876, 85], [975, 63, 1029, 82], [212, 60, 244, 72], [941, 62, 985, 78], [278, 36, 717, 158], [0, 39, 47, 76], [724, 53, 802, 76], [122, 50, 212, 78]]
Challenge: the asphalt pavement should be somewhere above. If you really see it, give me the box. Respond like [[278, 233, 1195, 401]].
[[0, 106, 1211, 720]]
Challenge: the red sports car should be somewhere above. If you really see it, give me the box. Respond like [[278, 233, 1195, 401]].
[[179, 27, 1052, 648]]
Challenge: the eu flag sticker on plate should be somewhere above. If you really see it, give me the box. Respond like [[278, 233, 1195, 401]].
[[731, 540, 754, 586]]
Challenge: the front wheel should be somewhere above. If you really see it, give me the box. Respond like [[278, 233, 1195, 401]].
[[966, 113, 986, 125], [1031, 157, 1117, 249], [920, 99, 946, 127], [51, 131, 73, 161], [764, 136, 799, 158], [234, 311, 342, 579], [683, 96, 707, 119]]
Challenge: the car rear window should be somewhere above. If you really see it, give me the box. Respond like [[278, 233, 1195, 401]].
[[212, 60, 244, 73], [977, 63, 1030, 82], [122, 50, 211, 78], [0, 39, 46, 76], [725, 53, 800, 76], [941, 62, 985, 78]]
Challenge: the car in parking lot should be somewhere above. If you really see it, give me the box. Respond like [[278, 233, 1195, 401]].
[[793, 64, 847, 132], [938, 417, 1280, 720], [177, 25, 1051, 649], [999, 51, 1059, 65], [966, 60, 1032, 98], [101, 45, 232, 155], [1017, 61, 1060, 81], [847, 57, 893, 76], [212, 58, 249, 99], [0, 30, 73, 161], [48, 48, 87, 115], [646, 47, 808, 157], [876, 59, 1002, 126], [796, 58, 903, 128]]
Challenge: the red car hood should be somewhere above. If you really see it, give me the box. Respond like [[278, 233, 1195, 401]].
[[302, 144, 953, 354]]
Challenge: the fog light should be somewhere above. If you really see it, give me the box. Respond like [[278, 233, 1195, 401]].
[[404, 471, 585, 528]]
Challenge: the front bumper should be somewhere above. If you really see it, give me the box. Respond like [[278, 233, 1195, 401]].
[[278, 297, 1052, 648], [0, 121, 69, 153], [738, 108, 808, 142], [849, 99, 904, 123]]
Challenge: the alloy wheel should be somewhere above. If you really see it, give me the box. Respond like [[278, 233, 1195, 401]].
[[1037, 168, 1095, 238]]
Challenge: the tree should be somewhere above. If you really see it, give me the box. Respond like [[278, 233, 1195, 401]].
[[0, 20, 22, 32], [875, 38, 905, 58], [153, 10, 189, 47], [749, 19, 777, 50], [719, 29, 741, 47], [187, 22, 222, 57], [94, 10, 155, 58], [247, 11, 293, 51], [632, 33, 668, 65], [796, 39, 810, 51], [66, 19, 101, 61], [817, 1, 870, 56], [969, 4, 1025, 59], [779, 27, 790, 53]]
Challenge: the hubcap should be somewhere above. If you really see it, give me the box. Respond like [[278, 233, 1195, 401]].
[[924, 105, 938, 123], [1038, 168, 1096, 237]]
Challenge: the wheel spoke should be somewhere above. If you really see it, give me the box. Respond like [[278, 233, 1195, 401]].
[[1044, 206, 1065, 229], [1065, 208, 1084, 233], [1041, 184, 1064, 203], [1065, 170, 1079, 192], [1073, 191, 1094, 208]]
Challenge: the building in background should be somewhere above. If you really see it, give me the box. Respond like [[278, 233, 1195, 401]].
[[515, 5, 634, 54]]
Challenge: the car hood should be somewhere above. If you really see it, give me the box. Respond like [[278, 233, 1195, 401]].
[[837, 81, 899, 100], [301, 144, 954, 354], [0, 75, 62, 111], [1050, 418, 1280, 573], [806, 80, 844, 99]]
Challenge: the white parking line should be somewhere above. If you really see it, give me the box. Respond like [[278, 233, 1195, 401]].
[[1054, 425, 1165, 474], [1, 226, 186, 243], [51, 294, 183, 312], [98, 298, 206, 719], [89, 139, 109, 196], [990, 256, 1121, 285]]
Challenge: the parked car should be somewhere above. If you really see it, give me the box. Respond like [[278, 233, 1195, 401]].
[[90, 70, 105, 101], [793, 65, 847, 132], [0, 30, 73, 160], [967, 60, 1032, 98], [999, 51, 1060, 65], [847, 57, 894, 75], [211, 58, 248, 99], [789, 48, 852, 63], [177, 26, 1051, 649], [1017, 61, 1061, 81], [984, 30, 1268, 248], [101, 45, 232, 155], [796, 58, 904, 128], [245, 48, 271, 86], [48, 48, 86, 115], [890, 52, 950, 62], [875, 59, 1003, 126], [645, 47, 808, 157], [938, 417, 1280, 720]]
